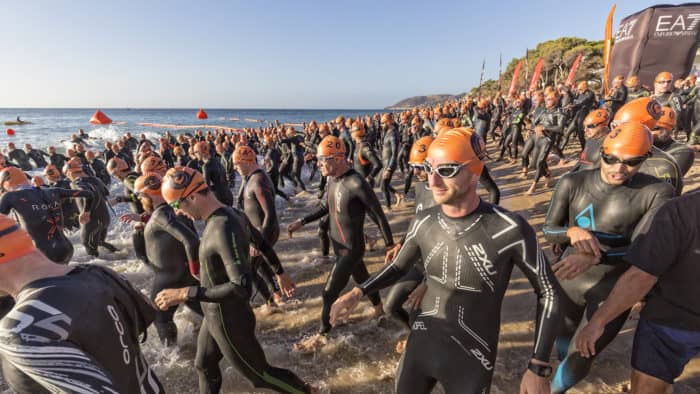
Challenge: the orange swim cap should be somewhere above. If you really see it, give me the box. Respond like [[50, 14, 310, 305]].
[[427, 129, 484, 176], [602, 122, 653, 157], [0, 214, 36, 264], [0, 167, 29, 191], [134, 172, 163, 197], [409, 136, 435, 165], [317, 136, 346, 157], [44, 164, 61, 181], [31, 176, 44, 187], [106, 157, 128, 176], [613, 97, 663, 130], [655, 71, 673, 83], [161, 166, 207, 204], [655, 107, 676, 131], [232, 145, 256, 164], [140, 156, 167, 176], [584, 109, 610, 127]]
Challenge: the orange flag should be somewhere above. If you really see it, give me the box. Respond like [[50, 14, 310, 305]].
[[603, 4, 617, 96]]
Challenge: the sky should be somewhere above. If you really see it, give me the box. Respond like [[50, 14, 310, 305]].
[[0, 0, 668, 109]]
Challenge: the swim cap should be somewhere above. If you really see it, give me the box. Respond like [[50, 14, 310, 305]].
[[655, 107, 676, 131], [602, 122, 653, 157], [335, 115, 345, 124], [435, 118, 459, 135], [613, 97, 663, 130], [427, 129, 484, 176], [140, 156, 167, 176], [319, 123, 331, 133], [0, 214, 36, 264], [193, 141, 210, 156], [161, 166, 207, 204], [625, 76, 640, 88], [409, 136, 435, 165], [411, 117, 422, 127], [173, 146, 184, 156], [106, 157, 129, 175], [232, 145, 256, 164], [584, 109, 610, 127], [31, 176, 44, 187], [0, 167, 29, 191], [317, 136, 346, 157], [85, 151, 96, 161], [134, 172, 163, 197], [380, 113, 394, 124], [577, 81, 588, 91], [450, 127, 487, 160], [44, 164, 61, 181], [655, 71, 673, 83], [350, 122, 366, 140]]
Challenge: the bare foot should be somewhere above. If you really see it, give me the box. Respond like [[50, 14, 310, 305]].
[[272, 292, 286, 307], [519, 170, 528, 180], [366, 235, 378, 251], [395, 339, 407, 354], [371, 303, 384, 319], [393, 193, 404, 209], [293, 333, 328, 354], [525, 183, 537, 195], [314, 255, 334, 264], [545, 176, 554, 188], [257, 303, 281, 317]]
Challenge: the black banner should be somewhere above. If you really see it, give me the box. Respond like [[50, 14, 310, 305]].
[[609, 3, 700, 87]]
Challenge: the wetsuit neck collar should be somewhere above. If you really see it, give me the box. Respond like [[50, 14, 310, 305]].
[[332, 167, 353, 180], [440, 197, 485, 220]]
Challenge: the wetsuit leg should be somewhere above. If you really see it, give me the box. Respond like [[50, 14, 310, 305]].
[[394, 341, 438, 394], [37, 237, 73, 265], [383, 267, 423, 328], [318, 216, 330, 257], [533, 137, 553, 183], [380, 169, 398, 209], [82, 220, 100, 256], [203, 300, 311, 394], [403, 167, 414, 196], [133, 230, 149, 263], [521, 135, 535, 169], [195, 318, 224, 394], [292, 158, 306, 191]]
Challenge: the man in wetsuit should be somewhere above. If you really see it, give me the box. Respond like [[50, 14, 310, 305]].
[[652, 71, 682, 115], [0, 166, 92, 264], [124, 172, 203, 346], [107, 156, 150, 261], [5, 142, 32, 171], [652, 106, 694, 176], [379, 113, 403, 210], [542, 122, 674, 393], [43, 164, 81, 231], [351, 122, 382, 187], [0, 214, 164, 393], [288, 135, 394, 350], [46, 146, 67, 172], [263, 135, 290, 201], [155, 166, 310, 394], [576, 190, 700, 393], [561, 81, 595, 153], [233, 145, 284, 311], [194, 141, 234, 206], [604, 75, 627, 118], [331, 129, 561, 394], [23, 143, 49, 168], [64, 157, 115, 257], [569, 109, 610, 173], [625, 76, 651, 103], [86, 150, 111, 186], [527, 92, 566, 195]]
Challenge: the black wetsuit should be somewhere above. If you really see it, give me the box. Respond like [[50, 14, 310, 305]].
[[48, 178, 81, 230], [71, 175, 112, 257], [354, 140, 382, 187], [533, 107, 566, 183], [0, 186, 93, 264], [383, 181, 435, 327], [542, 169, 674, 393], [380, 124, 400, 209], [562, 89, 595, 151], [569, 135, 605, 173], [89, 157, 111, 186], [49, 152, 67, 172], [7, 148, 32, 171], [144, 203, 202, 345], [203, 158, 234, 206], [264, 145, 289, 200], [360, 201, 561, 393], [0, 265, 164, 393], [238, 168, 281, 304], [113, 173, 148, 261], [301, 168, 394, 333], [187, 206, 310, 394], [26, 148, 49, 168], [654, 138, 695, 177]]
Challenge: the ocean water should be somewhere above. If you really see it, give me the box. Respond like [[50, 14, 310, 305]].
[[0, 108, 386, 151]]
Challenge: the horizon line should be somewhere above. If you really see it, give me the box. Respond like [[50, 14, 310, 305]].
[[0, 107, 389, 111]]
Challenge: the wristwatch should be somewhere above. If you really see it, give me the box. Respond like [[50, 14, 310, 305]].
[[527, 361, 552, 378]]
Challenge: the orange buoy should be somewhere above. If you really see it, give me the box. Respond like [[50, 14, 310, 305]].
[[89, 110, 112, 125], [6, 128, 15, 136], [197, 109, 208, 120]]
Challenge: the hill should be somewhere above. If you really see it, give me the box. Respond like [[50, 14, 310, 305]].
[[385, 94, 456, 110]]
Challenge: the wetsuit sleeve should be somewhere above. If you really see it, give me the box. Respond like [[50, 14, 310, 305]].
[[542, 175, 574, 244], [301, 199, 328, 225], [478, 168, 500, 205], [354, 177, 393, 247], [509, 213, 561, 363], [53, 187, 96, 213], [251, 174, 277, 242], [160, 209, 200, 263], [359, 214, 428, 294], [0, 333, 120, 393], [543, 110, 565, 135], [248, 221, 284, 275], [367, 147, 382, 179], [602, 183, 674, 265], [0, 194, 12, 214], [388, 131, 399, 170]]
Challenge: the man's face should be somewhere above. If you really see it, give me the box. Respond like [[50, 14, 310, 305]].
[[600, 151, 645, 185], [317, 155, 341, 177], [139, 195, 154, 213], [655, 78, 673, 94], [177, 194, 201, 220], [584, 121, 605, 139], [425, 157, 477, 205], [651, 127, 672, 143]]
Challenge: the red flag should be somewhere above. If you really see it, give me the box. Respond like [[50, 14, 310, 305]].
[[508, 60, 523, 97], [529, 58, 545, 92], [603, 4, 616, 96], [565, 53, 583, 86]]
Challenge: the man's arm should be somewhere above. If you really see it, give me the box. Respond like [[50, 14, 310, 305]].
[[355, 176, 393, 247]]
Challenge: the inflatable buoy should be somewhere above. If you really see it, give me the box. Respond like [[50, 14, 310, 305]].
[[89, 110, 112, 125], [197, 109, 208, 120], [6, 128, 15, 136]]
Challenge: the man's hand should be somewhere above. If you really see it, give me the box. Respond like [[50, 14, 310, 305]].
[[406, 282, 427, 310], [250, 246, 260, 257], [330, 287, 363, 327], [120, 213, 141, 223], [383, 170, 392, 180], [276, 272, 296, 298], [79, 212, 91, 225], [566, 226, 601, 257], [552, 253, 599, 280], [155, 287, 189, 311], [520, 368, 551, 394], [287, 219, 303, 238], [575, 319, 605, 358], [384, 243, 402, 264]]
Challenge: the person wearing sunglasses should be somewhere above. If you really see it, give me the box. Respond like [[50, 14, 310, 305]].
[[331, 129, 561, 394], [653, 71, 682, 110], [121, 172, 203, 346], [233, 145, 285, 314], [288, 135, 394, 352], [155, 166, 308, 394], [625, 75, 651, 103], [569, 109, 611, 173], [652, 106, 694, 177], [543, 121, 674, 393]]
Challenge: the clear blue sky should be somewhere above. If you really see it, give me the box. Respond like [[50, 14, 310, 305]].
[[0, 0, 665, 109]]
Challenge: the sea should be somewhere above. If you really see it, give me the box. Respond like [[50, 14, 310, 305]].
[[0, 108, 388, 152]]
